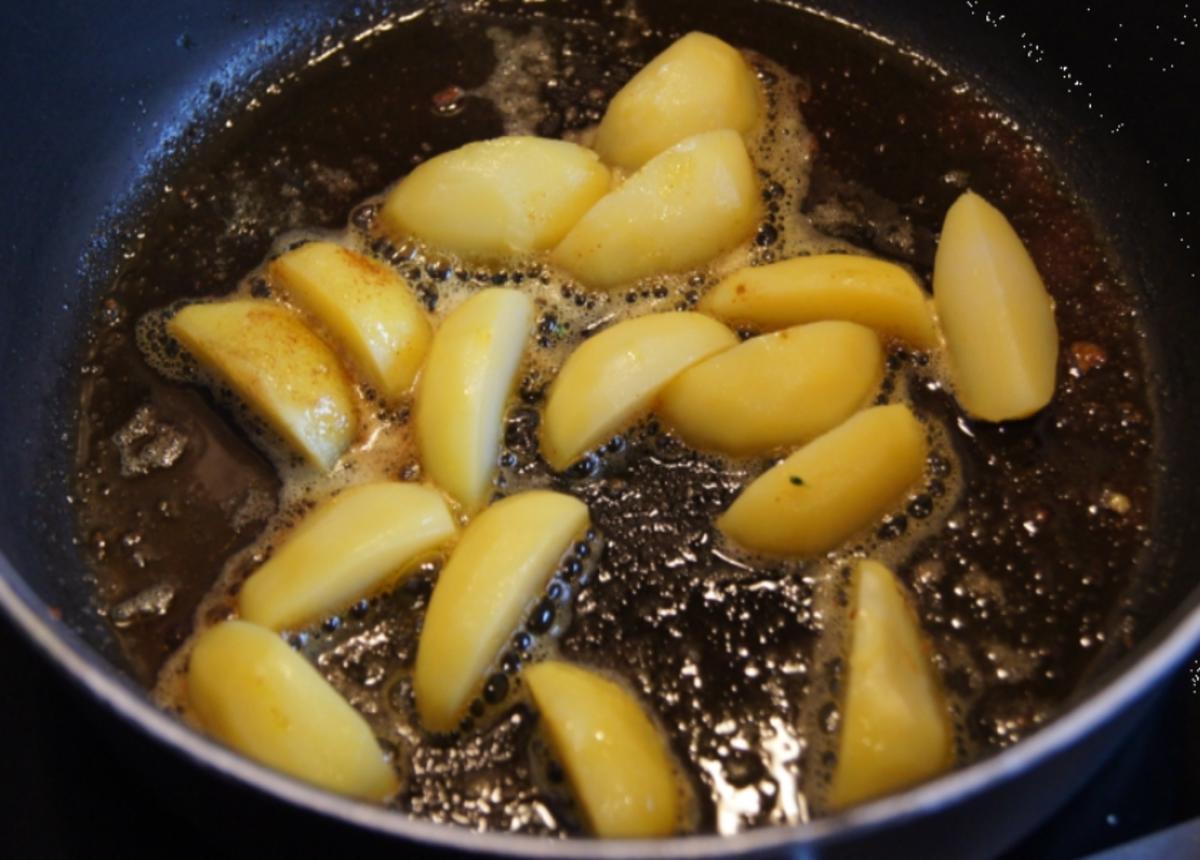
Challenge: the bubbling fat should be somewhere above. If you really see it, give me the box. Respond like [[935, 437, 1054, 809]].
[[147, 44, 968, 833]]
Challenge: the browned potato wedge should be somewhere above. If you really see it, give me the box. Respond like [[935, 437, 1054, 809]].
[[269, 241, 432, 403], [541, 311, 738, 470], [239, 482, 456, 631], [380, 136, 610, 259], [934, 190, 1058, 421], [828, 560, 952, 809], [188, 620, 399, 801], [700, 254, 939, 349], [525, 661, 680, 838], [168, 299, 357, 470], [416, 288, 534, 511], [414, 492, 589, 732], [658, 321, 883, 456], [551, 130, 760, 290], [717, 404, 926, 556], [593, 31, 762, 171]]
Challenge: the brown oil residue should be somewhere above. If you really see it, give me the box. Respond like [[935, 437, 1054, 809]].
[[72, 0, 1155, 838]]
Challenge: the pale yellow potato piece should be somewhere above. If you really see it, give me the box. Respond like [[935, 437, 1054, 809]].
[[415, 492, 589, 732], [188, 620, 399, 801], [718, 404, 926, 556], [239, 482, 456, 631], [269, 241, 432, 403], [380, 136, 610, 259], [933, 190, 1059, 422], [541, 312, 737, 470], [658, 321, 883, 456], [416, 288, 534, 511], [551, 130, 761, 290], [593, 32, 762, 171], [169, 300, 356, 470], [525, 661, 679, 838], [828, 560, 952, 809], [700, 254, 939, 349]]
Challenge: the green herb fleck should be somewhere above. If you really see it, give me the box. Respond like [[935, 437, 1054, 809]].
[[789, 475, 805, 486]]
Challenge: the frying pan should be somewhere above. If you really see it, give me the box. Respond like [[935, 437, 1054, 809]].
[[1, 1, 1198, 857]]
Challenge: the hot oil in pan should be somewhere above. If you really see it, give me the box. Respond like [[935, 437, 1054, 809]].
[[70, 0, 1155, 836]]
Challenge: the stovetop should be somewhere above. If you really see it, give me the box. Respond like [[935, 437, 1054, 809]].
[[3, 615, 1199, 859]]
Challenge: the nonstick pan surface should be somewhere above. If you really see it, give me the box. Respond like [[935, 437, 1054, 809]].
[[1, 2, 1198, 857]]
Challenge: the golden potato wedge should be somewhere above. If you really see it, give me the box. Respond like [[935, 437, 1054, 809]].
[[541, 312, 737, 470], [828, 560, 952, 809], [168, 299, 357, 470], [239, 482, 456, 631], [269, 241, 432, 403], [380, 136, 610, 259], [414, 491, 589, 733], [658, 321, 884, 456], [700, 255, 939, 349], [188, 620, 399, 801], [933, 191, 1058, 421], [593, 32, 762, 171], [551, 130, 761, 289], [416, 288, 534, 511], [717, 404, 926, 556], [525, 661, 679, 838]]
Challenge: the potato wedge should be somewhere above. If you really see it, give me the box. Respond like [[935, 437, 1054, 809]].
[[416, 288, 534, 511], [541, 312, 737, 470], [415, 491, 589, 732], [269, 241, 432, 403], [717, 404, 926, 556], [188, 620, 399, 801], [700, 255, 939, 349], [239, 482, 456, 631], [933, 191, 1058, 421], [828, 560, 952, 809], [525, 661, 679, 838], [380, 136, 610, 259], [593, 32, 762, 171], [551, 130, 760, 289], [658, 321, 883, 456], [168, 299, 357, 470]]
